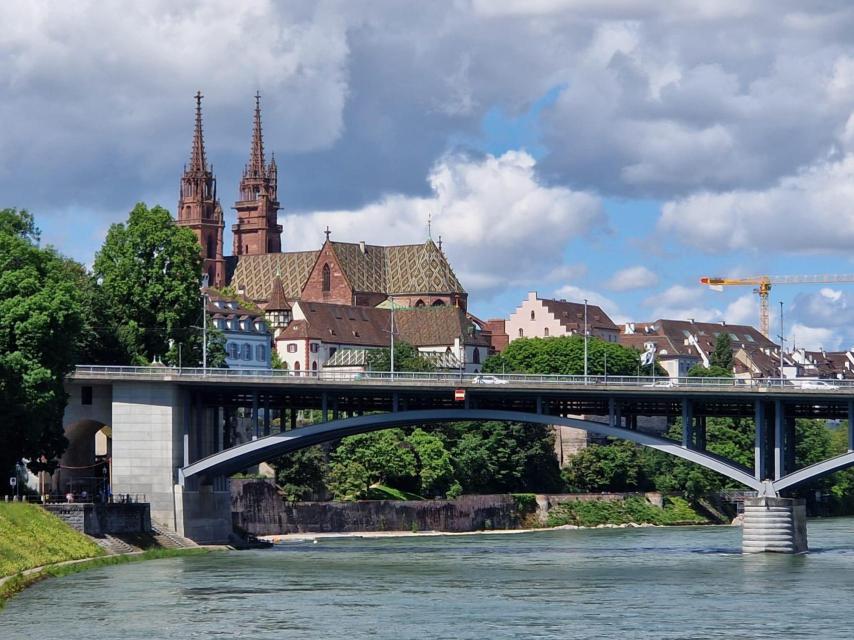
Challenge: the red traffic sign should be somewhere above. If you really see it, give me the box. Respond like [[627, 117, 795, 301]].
[[454, 389, 466, 402]]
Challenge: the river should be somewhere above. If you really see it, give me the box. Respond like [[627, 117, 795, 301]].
[[3, 519, 854, 639]]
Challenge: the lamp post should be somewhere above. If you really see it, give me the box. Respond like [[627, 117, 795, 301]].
[[778, 300, 785, 380], [201, 274, 209, 371], [390, 301, 395, 378], [583, 298, 589, 383]]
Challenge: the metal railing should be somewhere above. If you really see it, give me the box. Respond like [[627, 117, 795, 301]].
[[70, 365, 854, 392]]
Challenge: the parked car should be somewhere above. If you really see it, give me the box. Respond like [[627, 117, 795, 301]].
[[472, 375, 509, 385]]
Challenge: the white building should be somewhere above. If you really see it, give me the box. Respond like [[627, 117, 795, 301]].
[[207, 291, 272, 369]]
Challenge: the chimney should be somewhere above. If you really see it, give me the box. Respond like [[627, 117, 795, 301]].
[[359, 240, 366, 254]]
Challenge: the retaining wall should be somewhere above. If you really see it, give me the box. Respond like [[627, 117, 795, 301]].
[[43, 503, 151, 536]]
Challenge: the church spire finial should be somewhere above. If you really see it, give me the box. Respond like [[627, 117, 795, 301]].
[[246, 90, 265, 178], [189, 91, 207, 172]]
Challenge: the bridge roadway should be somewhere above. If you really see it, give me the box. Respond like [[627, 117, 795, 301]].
[[65, 366, 854, 548]]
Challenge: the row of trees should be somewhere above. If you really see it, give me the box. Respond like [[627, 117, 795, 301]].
[[1, 204, 221, 478]]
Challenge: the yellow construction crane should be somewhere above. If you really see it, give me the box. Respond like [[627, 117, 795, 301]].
[[699, 274, 854, 338]]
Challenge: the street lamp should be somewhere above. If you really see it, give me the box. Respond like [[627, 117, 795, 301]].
[[778, 300, 785, 381], [201, 274, 209, 371], [583, 298, 589, 383]]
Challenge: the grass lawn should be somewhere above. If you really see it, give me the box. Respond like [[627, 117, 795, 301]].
[[0, 503, 104, 577], [365, 485, 424, 501]]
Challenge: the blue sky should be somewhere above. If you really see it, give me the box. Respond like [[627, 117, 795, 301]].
[[6, 1, 854, 351]]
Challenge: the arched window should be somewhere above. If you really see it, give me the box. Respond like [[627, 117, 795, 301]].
[[207, 241, 215, 259], [415, 299, 425, 307], [311, 361, 318, 376], [294, 361, 300, 371], [322, 263, 331, 292], [530, 310, 535, 320], [544, 327, 549, 337], [256, 345, 266, 361], [518, 328, 524, 337], [472, 348, 480, 364], [432, 299, 444, 307], [227, 343, 239, 360], [241, 343, 251, 360]]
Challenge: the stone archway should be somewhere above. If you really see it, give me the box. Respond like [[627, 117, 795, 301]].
[[53, 419, 111, 499]]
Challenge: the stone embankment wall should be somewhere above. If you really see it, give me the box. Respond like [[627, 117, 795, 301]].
[[42, 503, 151, 536], [231, 480, 665, 535]]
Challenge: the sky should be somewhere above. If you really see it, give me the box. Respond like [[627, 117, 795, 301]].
[[4, 1, 854, 351]]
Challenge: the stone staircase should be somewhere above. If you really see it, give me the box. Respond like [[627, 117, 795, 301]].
[[150, 521, 198, 549]]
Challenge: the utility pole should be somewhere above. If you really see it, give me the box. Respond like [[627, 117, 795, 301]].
[[389, 301, 395, 378], [583, 298, 589, 382], [778, 300, 785, 380]]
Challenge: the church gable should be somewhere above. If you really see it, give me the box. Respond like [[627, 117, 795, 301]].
[[301, 241, 354, 305]]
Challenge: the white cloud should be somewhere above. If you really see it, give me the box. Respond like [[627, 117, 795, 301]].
[[658, 154, 854, 253], [789, 323, 842, 352], [282, 150, 606, 300], [605, 265, 658, 291], [551, 284, 625, 323]]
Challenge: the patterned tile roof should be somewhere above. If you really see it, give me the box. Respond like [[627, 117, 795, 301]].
[[324, 347, 461, 370], [229, 250, 319, 300], [228, 239, 465, 302]]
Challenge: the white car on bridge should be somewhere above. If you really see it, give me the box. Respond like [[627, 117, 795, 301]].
[[472, 375, 509, 385]]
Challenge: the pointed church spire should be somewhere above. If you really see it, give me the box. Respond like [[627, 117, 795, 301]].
[[246, 91, 265, 178], [189, 90, 207, 173]]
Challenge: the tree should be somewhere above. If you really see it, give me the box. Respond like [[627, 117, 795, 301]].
[[483, 335, 665, 376], [710, 332, 733, 370], [0, 209, 86, 476], [93, 203, 203, 365], [272, 446, 329, 502], [687, 364, 732, 378], [562, 440, 651, 492], [327, 430, 418, 499], [366, 341, 435, 372], [406, 428, 454, 497]]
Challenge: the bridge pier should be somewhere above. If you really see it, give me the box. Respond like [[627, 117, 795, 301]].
[[742, 497, 807, 554]]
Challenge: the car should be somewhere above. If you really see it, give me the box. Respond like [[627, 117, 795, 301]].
[[794, 379, 840, 390], [472, 375, 509, 385], [643, 379, 675, 388]]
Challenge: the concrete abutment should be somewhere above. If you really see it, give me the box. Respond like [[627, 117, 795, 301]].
[[742, 497, 807, 554]]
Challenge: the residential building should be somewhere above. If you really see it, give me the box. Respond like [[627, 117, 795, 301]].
[[506, 292, 620, 343], [620, 319, 777, 378], [275, 301, 489, 375], [207, 291, 272, 369]]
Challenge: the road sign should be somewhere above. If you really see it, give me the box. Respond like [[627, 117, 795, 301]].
[[9, 477, 16, 487], [454, 389, 465, 402]]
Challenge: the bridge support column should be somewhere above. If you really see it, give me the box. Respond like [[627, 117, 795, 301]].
[[742, 497, 807, 554], [681, 399, 694, 449], [754, 400, 769, 481], [848, 400, 854, 452]]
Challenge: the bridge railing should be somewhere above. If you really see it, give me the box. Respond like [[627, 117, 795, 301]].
[[70, 365, 854, 391]]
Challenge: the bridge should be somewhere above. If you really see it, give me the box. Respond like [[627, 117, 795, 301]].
[[61, 365, 854, 551]]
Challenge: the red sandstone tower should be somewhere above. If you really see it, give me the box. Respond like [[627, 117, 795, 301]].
[[177, 91, 226, 287], [232, 92, 282, 256]]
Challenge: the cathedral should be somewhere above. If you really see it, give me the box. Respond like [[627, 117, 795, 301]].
[[176, 93, 467, 311]]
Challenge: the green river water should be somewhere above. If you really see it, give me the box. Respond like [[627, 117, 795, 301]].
[[3, 519, 854, 639]]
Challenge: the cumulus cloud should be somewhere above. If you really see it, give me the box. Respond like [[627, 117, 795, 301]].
[[658, 154, 854, 253], [789, 324, 842, 352], [551, 284, 624, 323], [605, 265, 658, 291], [282, 151, 606, 300]]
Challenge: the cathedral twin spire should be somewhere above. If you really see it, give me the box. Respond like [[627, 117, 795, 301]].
[[177, 91, 283, 272]]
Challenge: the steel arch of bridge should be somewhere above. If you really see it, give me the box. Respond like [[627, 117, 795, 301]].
[[181, 409, 782, 493]]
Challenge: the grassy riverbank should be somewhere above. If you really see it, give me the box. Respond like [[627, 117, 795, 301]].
[[544, 496, 711, 528], [0, 503, 104, 576]]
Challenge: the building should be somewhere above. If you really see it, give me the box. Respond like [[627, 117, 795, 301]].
[[506, 292, 619, 343], [207, 291, 272, 369], [176, 93, 467, 314], [275, 301, 489, 375], [620, 319, 777, 378]]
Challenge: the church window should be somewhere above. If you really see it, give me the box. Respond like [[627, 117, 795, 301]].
[[207, 241, 215, 259], [208, 266, 215, 285], [432, 299, 444, 307], [415, 299, 425, 307], [322, 263, 331, 292], [472, 349, 480, 365]]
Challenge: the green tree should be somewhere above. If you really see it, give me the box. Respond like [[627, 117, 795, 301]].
[[272, 446, 328, 502], [445, 421, 562, 494], [0, 209, 86, 476], [483, 335, 664, 376], [366, 341, 435, 372], [327, 430, 418, 499], [406, 428, 454, 497], [686, 364, 732, 378], [709, 332, 733, 370], [93, 203, 203, 365], [562, 440, 651, 492]]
